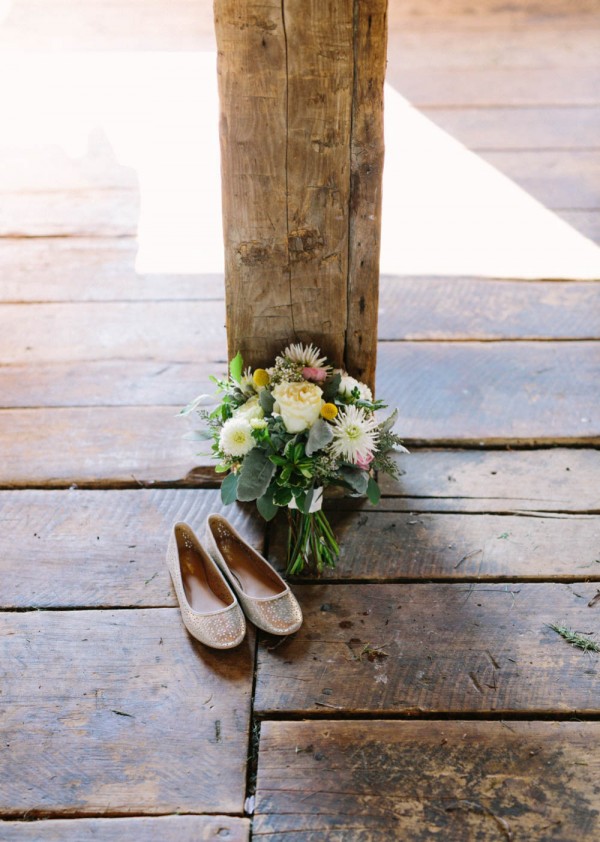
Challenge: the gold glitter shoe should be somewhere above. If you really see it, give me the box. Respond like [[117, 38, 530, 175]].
[[205, 514, 303, 636], [167, 522, 246, 649]]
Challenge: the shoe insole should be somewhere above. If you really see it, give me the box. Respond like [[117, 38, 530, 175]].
[[219, 537, 282, 599], [180, 548, 230, 612]]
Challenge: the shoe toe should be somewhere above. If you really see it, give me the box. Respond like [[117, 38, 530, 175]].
[[184, 603, 246, 649], [243, 591, 303, 636]]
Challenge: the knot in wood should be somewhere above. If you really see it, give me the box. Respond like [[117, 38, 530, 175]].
[[237, 241, 270, 265], [288, 228, 324, 262]]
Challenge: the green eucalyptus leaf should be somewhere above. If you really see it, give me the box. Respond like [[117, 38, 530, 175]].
[[220, 472, 239, 505], [236, 448, 276, 501], [339, 465, 369, 495], [379, 408, 398, 434], [178, 394, 213, 416], [229, 351, 244, 384], [367, 477, 381, 505], [306, 418, 334, 456], [322, 372, 341, 401], [257, 493, 279, 521], [183, 429, 213, 441], [259, 389, 275, 414]]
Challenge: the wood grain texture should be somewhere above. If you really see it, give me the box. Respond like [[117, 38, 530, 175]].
[[2, 414, 599, 490], [377, 448, 600, 511], [345, 0, 387, 390], [0, 190, 139, 238], [214, 0, 291, 367], [283, 0, 353, 366], [376, 341, 600, 445], [0, 608, 254, 815], [0, 407, 208, 487], [254, 582, 600, 715], [254, 720, 600, 841], [0, 816, 249, 842], [0, 302, 226, 363], [421, 106, 600, 150], [269, 511, 600, 581], [378, 277, 600, 340], [0, 361, 215, 408], [0, 489, 263, 608], [214, 0, 384, 371], [0, 239, 225, 303]]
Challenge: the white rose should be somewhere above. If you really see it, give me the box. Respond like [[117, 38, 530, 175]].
[[234, 395, 264, 422], [337, 371, 372, 401], [272, 381, 323, 433]]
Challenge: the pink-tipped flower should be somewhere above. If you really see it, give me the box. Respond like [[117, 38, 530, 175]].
[[302, 366, 328, 383], [356, 451, 375, 471]]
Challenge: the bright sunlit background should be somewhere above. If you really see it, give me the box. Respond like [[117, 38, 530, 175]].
[[1, 25, 599, 278]]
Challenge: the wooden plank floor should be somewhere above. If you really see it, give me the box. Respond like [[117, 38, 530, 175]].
[[1, 1, 599, 840]]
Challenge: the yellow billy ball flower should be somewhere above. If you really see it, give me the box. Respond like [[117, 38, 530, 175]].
[[253, 368, 270, 388], [321, 403, 338, 421]]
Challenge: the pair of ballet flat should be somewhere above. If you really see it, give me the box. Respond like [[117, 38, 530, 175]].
[[167, 514, 303, 649]]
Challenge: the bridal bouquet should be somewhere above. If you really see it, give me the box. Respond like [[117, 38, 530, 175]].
[[181, 343, 406, 574]]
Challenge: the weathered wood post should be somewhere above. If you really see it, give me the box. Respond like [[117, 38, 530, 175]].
[[214, 0, 387, 391]]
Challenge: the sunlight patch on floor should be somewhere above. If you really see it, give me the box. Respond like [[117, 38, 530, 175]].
[[382, 85, 600, 279], [1, 51, 598, 278]]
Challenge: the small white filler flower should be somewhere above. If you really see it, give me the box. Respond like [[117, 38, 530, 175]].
[[336, 371, 373, 402], [219, 417, 255, 457], [330, 405, 379, 464]]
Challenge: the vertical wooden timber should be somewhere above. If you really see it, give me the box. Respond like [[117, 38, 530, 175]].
[[214, 1, 387, 390], [346, 0, 388, 388]]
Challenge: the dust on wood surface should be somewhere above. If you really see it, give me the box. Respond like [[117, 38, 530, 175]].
[[0, 815, 249, 842], [0, 609, 254, 815], [0, 491, 263, 608], [254, 720, 600, 841], [254, 582, 600, 715]]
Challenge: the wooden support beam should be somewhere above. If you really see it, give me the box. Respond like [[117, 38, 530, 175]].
[[214, 0, 387, 389]]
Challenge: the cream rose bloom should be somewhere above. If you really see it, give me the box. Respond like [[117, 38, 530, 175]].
[[272, 381, 324, 433], [234, 395, 264, 422]]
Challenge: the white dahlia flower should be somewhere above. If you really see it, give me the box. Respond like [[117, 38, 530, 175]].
[[219, 417, 255, 458], [282, 342, 329, 370], [330, 405, 379, 464]]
